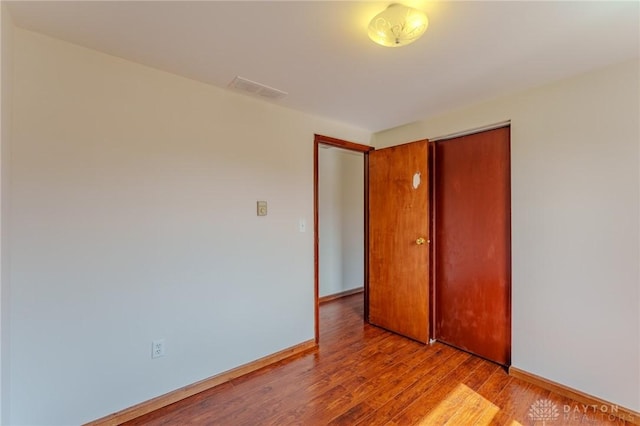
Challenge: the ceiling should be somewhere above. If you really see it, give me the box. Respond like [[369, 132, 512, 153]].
[[6, 1, 640, 133]]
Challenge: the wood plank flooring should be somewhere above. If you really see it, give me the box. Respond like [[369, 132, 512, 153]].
[[124, 294, 630, 425]]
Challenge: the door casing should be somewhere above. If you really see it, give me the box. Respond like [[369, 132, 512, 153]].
[[313, 134, 373, 343]]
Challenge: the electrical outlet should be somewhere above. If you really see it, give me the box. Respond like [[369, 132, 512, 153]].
[[152, 339, 165, 359]]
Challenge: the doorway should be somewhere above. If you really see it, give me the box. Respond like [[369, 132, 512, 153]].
[[313, 134, 373, 343], [318, 146, 364, 301]]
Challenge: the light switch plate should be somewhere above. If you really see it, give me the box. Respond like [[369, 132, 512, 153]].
[[257, 201, 267, 216]]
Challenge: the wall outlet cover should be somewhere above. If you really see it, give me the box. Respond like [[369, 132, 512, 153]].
[[152, 339, 165, 358]]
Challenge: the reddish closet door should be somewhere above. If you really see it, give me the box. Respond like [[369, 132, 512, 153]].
[[434, 126, 511, 366]]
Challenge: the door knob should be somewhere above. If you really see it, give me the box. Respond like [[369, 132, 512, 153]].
[[416, 237, 426, 245]]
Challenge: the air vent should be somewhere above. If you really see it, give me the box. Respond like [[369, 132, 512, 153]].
[[228, 76, 287, 100]]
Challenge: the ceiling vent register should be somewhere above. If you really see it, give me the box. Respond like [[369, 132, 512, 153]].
[[228, 76, 288, 100]]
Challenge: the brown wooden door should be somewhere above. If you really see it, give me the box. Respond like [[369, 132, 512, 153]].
[[434, 126, 511, 365], [368, 140, 430, 343]]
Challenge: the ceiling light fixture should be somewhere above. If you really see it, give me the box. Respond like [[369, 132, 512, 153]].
[[368, 3, 429, 48]]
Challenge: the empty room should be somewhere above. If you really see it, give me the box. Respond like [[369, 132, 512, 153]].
[[0, 1, 639, 425]]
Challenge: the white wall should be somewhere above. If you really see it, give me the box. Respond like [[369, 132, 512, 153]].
[[340, 151, 364, 293], [318, 148, 364, 297], [374, 59, 640, 411], [0, 4, 14, 424], [319, 148, 341, 296], [8, 28, 370, 425]]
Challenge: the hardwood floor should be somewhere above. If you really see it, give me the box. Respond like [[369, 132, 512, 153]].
[[124, 294, 630, 425]]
